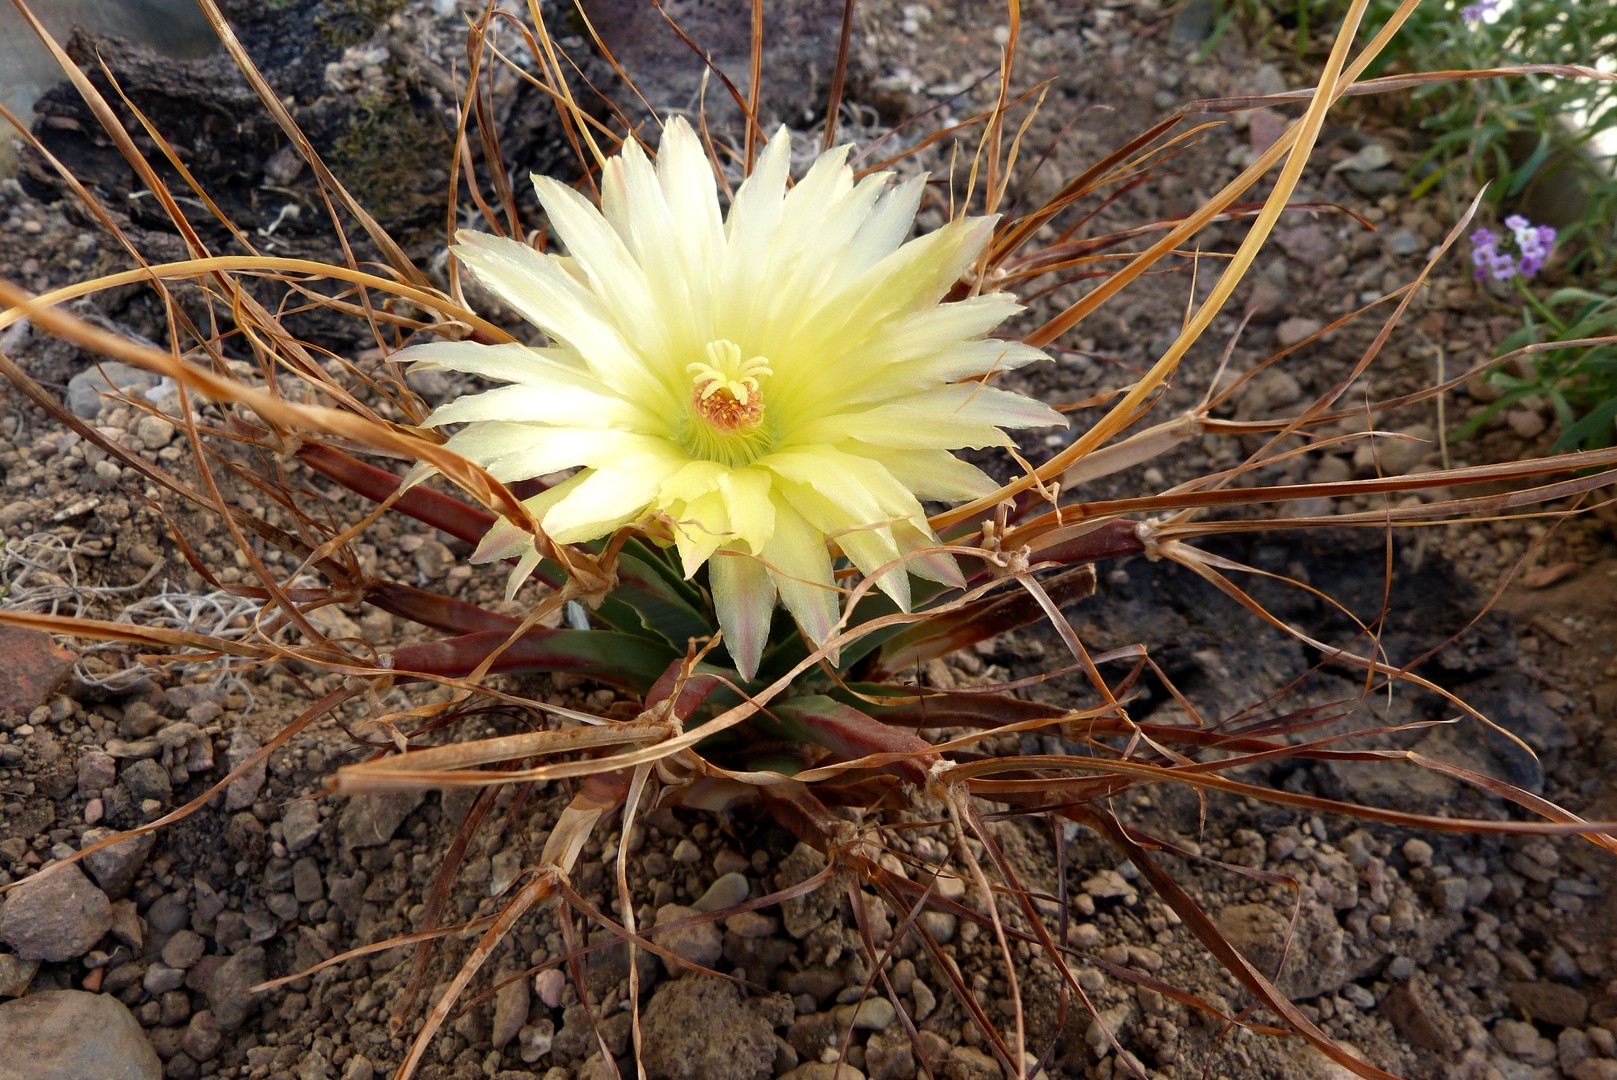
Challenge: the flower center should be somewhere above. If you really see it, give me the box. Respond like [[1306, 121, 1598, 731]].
[[681, 339, 776, 467]]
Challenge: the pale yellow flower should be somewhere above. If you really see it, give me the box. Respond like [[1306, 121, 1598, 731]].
[[404, 118, 1061, 677]]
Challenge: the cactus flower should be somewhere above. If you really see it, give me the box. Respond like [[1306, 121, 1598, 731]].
[[404, 118, 1061, 676]]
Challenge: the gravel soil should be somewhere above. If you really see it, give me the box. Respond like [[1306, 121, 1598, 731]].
[[0, 2, 1614, 1080]]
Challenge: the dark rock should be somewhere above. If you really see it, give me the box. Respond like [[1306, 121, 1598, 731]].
[[1504, 980, 1590, 1028], [1382, 977, 1462, 1053], [225, 812, 266, 859], [160, 929, 206, 970], [180, 1009, 223, 1062], [144, 890, 190, 936], [577, 0, 845, 128], [202, 944, 265, 1032], [120, 759, 172, 805]]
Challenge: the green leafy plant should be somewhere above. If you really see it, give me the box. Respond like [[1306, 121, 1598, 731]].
[[1456, 282, 1617, 450], [1218, 0, 1617, 270]]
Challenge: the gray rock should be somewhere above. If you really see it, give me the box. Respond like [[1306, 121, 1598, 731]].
[[833, 996, 895, 1031], [203, 944, 265, 1032], [337, 792, 422, 849], [1275, 316, 1325, 348], [223, 730, 266, 811], [577, 0, 844, 128], [291, 858, 324, 903], [654, 903, 723, 974], [281, 799, 322, 852], [66, 361, 160, 420], [181, 1010, 223, 1062], [0, 989, 160, 1079], [161, 929, 206, 970], [640, 977, 775, 1080], [778, 844, 842, 939], [144, 890, 190, 935], [491, 970, 530, 1050], [142, 963, 185, 995], [80, 826, 155, 898], [1386, 229, 1422, 257], [691, 871, 749, 913], [864, 1028, 915, 1080], [0, 863, 112, 961], [120, 758, 172, 805], [76, 751, 117, 795]]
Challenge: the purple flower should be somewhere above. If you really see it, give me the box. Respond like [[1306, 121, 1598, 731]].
[[1470, 216, 1555, 282], [1462, 0, 1500, 22]]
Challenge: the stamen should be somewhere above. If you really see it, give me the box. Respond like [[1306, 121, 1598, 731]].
[[681, 339, 775, 466], [687, 340, 773, 409]]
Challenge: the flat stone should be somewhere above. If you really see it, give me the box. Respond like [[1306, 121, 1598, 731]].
[[1503, 980, 1589, 1028], [0, 626, 76, 716], [291, 858, 324, 903], [1081, 869, 1137, 900], [0, 863, 112, 961], [0, 989, 160, 1079], [833, 996, 895, 1031]]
